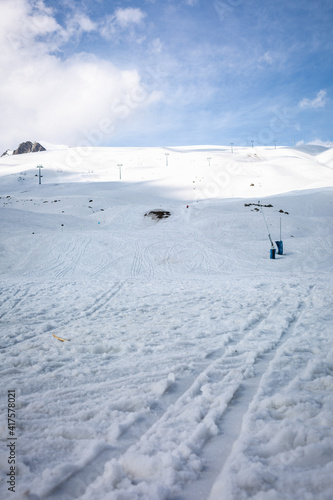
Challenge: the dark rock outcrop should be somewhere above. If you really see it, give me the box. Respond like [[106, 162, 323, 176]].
[[144, 210, 171, 220], [13, 141, 46, 155], [1, 141, 46, 156]]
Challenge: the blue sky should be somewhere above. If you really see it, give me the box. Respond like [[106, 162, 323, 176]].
[[0, 0, 332, 150]]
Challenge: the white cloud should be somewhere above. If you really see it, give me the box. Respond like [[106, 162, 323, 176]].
[[100, 7, 146, 42], [308, 138, 332, 147], [0, 0, 158, 150], [114, 7, 146, 28], [0, 0, 64, 54], [299, 89, 328, 109], [66, 13, 98, 37]]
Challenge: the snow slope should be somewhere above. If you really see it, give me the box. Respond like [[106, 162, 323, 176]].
[[0, 145, 333, 500]]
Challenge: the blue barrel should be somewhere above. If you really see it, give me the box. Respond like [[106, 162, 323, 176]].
[[275, 241, 283, 255], [270, 248, 276, 259]]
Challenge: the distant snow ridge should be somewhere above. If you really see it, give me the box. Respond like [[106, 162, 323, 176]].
[[1, 140, 46, 157]]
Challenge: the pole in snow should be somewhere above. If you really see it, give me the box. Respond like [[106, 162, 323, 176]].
[[260, 202, 276, 259], [165, 153, 169, 166], [207, 157, 211, 166], [251, 140, 254, 148], [37, 165, 44, 184], [230, 142, 234, 153], [118, 164, 122, 180], [275, 217, 284, 255], [274, 141, 277, 149]]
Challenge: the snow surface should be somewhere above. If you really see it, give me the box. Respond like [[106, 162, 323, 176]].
[[0, 145, 333, 500]]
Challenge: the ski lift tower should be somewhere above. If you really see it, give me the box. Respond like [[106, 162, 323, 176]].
[[37, 165, 44, 184]]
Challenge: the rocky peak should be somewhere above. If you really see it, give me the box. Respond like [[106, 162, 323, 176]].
[[1, 141, 46, 157], [13, 141, 46, 155]]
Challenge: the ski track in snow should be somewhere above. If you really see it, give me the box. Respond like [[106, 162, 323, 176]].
[[2, 277, 325, 500], [27, 236, 92, 279], [176, 284, 316, 500], [208, 284, 333, 500], [131, 242, 155, 279], [0, 284, 33, 321], [77, 284, 310, 500]]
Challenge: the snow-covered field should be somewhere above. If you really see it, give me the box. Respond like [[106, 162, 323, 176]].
[[1, 145, 333, 500]]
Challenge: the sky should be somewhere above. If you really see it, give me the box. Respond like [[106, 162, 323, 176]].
[[0, 0, 332, 151]]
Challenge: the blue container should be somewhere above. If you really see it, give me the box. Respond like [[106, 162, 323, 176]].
[[275, 241, 283, 255], [270, 248, 276, 259]]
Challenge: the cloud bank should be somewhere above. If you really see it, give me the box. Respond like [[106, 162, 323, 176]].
[[0, 0, 158, 150]]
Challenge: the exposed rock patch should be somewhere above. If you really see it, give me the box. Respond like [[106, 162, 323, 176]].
[[144, 210, 171, 220]]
